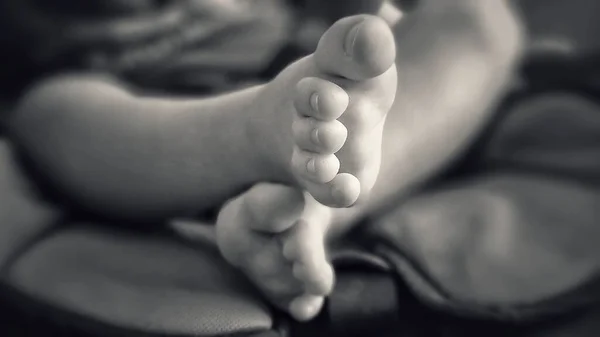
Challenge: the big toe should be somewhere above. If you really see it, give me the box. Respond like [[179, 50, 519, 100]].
[[315, 14, 396, 81]]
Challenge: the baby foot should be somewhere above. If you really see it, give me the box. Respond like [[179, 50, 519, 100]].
[[249, 15, 397, 208], [216, 183, 333, 321]]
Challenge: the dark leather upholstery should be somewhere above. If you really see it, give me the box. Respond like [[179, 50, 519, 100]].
[[2, 222, 274, 337]]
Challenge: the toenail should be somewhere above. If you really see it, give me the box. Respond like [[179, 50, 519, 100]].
[[310, 93, 319, 112], [306, 158, 317, 173], [344, 21, 363, 57], [311, 128, 320, 145]]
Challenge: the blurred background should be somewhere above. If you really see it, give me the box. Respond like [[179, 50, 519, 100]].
[[0, 0, 599, 336]]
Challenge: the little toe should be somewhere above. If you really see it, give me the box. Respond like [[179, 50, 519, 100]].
[[293, 117, 347, 154], [295, 77, 349, 121], [291, 149, 340, 184], [314, 14, 396, 81], [289, 294, 325, 322]]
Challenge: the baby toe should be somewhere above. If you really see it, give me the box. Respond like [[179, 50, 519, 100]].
[[293, 117, 347, 154]]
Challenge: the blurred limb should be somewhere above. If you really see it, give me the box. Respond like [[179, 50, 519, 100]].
[[1, 0, 292, 86], [0, 138, 64, 269], [0, 0, 185, 63], [100, 0, 294, 89]]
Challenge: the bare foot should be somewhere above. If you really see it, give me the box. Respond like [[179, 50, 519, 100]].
[[216, 183, 333, 321], [248, 14, 397, 208]]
